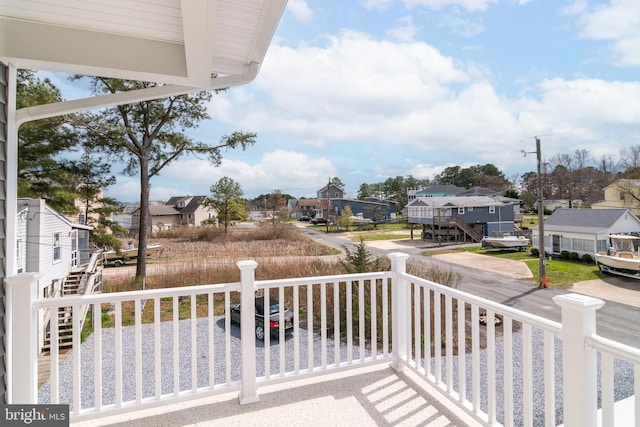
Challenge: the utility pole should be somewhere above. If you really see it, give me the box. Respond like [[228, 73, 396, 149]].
[[523, 137, 548, 287], [536, 137, 547, 287]]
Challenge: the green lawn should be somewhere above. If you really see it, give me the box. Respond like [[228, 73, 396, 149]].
[[351, 231, 414, 241], [457, 245, 602, 288]]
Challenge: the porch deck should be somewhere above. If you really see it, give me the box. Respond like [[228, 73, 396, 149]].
[[72, 364, 481, 427], [9, 253, 640, 426]]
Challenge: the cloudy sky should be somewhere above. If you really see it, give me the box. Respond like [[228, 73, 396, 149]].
[[50, 0, 640, 201]]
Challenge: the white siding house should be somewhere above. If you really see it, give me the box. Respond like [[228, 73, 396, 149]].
[[18, 199, 92, 298], [531, 208, 640, 258]]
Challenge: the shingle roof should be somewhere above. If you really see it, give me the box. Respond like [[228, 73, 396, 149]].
[[148, 205, 179, 216], [541, 208, 638, 233], [408, 196, 502, 208], [457, 186, 500, 197], [182, 196, 207, 213], [417, 185, 465, 195]]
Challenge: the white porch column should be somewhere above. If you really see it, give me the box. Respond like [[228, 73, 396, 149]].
[[237, 260, 259, 404], [6, 273, 39, 403], [6, 62, 17, 276], [553, 293, 605, 427], [389, 252, 410, 372]]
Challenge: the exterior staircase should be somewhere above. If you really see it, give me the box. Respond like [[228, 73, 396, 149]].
[[62, 271, 85, 296], [42, 306, 74, 352], [452, 216, 483, 242], [41, 252, 102, 353]]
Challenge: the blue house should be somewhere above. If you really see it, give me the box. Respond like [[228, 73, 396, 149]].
[[331, 198, 396, 223], [407, 196, 515, 242]]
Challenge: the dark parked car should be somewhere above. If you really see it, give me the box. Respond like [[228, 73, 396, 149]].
[[311, 217, 329, 225], [230, 296, 294, 340], [298, 216, 311, 222]]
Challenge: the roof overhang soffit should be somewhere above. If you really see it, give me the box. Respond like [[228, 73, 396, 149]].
[[15, 62, 259, 126], [1, 0, 287, 125]]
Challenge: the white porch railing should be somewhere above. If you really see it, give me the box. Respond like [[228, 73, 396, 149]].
[[7, 252, 640, 426]]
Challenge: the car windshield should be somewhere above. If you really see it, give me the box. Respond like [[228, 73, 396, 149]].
[[269, 304, 280, 315]]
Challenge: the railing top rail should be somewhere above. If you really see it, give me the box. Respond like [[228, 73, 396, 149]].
[[402, 272, 563, 335], [33, 281, 241, 309], [586, 333, 640, 364], [256, 271, 392, 289]]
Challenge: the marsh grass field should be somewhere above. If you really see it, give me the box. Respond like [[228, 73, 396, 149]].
[[96, 225, 466, 352]]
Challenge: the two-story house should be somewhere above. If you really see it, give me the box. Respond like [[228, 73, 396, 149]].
[[315, 184, 344, 221], [131, 196, 217, 233], [592, 179, 640, 216], [294, 198, 317, 219], [314, 184, 396, 223], [17, 199, 99, 352], [407, 196, 515, 242], [17, 199, 93, 280]]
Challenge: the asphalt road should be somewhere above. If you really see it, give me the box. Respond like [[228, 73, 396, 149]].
[[296, 224, 640, 348]]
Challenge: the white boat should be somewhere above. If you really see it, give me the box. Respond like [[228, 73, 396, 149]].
[[102, 244, 163, 267], [481, 235, 530, 250], [595, 234, 640, 278]]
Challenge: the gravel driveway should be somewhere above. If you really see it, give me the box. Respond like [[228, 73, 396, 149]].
[[38, 316, 367, 411]]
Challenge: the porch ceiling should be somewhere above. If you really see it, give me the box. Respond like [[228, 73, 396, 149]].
[[0, 0, 286, 87]]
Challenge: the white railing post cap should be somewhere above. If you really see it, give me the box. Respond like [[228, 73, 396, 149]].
[[237, 260, 258, 270], [387, 252, 410, 261], [553, 293, 605, 310]]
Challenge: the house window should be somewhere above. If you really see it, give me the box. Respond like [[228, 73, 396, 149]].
[[458, 207, 465, 214], [620, 192, 626, 201], [53, 232, 61, 262], [468, 207, 473, 211], [573, 238, 584, 251], [16, 240, 23, 273], [489, 206, 496, 214]]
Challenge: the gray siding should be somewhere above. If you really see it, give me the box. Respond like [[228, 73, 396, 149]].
[[0, 61, 7, 403]]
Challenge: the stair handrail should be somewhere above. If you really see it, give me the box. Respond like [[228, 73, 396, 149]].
[[43, 251, 103, 351], [452, 216, 483, 242]]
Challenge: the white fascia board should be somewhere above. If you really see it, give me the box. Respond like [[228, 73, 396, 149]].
[[181, 0, 215, 88], [246, 0, 288, 65], [15, 61, 259, 126], [0, 17, 201, 85]]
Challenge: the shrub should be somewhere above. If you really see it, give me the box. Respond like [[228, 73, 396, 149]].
[[530, 248, 539, 257], [560, 250, 570, 259], [569, 252, 579, 261], [582, 253, 593, 263]]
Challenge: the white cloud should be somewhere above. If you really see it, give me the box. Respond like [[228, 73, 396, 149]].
[[157, 150, 338, 198], [402, 0, 497, 12], [386, 16, 420, 42], [438, 10, 485, 37], [361, 0, 395, 12], [363, 0, 498, 12], [226, 30, 470, 143], [574, 0, 640, 66], [207, 27, 640, 183], [286, 0, 314, 23]]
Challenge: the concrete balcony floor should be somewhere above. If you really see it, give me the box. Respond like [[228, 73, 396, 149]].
[[73, 364, 482, 427]]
